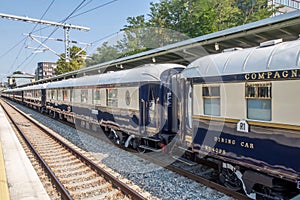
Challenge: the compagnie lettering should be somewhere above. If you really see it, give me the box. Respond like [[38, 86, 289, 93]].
[[245, 69, 300, 80]]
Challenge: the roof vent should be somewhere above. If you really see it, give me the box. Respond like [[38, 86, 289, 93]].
[[260, 38, 282, 47], [222, 47, 243, 53]]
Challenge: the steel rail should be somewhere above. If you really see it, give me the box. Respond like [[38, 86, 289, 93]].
[[140, 153, 251, 200], [0, 100, 73, 200], [1, 99, 146, 200]]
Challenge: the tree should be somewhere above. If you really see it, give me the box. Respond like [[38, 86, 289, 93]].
[[236, 0, 276, 24], [85, 42, 120, 67], [86, 0, 278, 65], [13, 71, 23, 75], [126, 0, 278, 36], [55, 46, 86, 75]]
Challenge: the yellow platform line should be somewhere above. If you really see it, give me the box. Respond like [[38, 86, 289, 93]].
[[0, 142, 10, 200]]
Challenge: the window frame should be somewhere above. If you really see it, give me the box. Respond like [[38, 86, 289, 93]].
[[93, 88, 101, 105], [80, 89, 88, 103], [202, 85, 221, 116], [245, 82, 272, 121], [106, 88, 118, 107]]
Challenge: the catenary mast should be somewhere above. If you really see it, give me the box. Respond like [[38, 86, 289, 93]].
[[0, 12, 90, 62]]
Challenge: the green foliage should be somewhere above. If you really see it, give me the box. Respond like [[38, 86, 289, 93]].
[[86, 42, 120, 67], [87, 0, 278, 65], [13, 71, 23, 75], [237, 0, 276, 24], [55, 46, 86, 75], [135, 0, 277, 36]]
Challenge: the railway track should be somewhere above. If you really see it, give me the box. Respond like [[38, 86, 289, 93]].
[[0, 99, 147, 200], [140, 151, 251, 200], [2, 98, 250, 199]]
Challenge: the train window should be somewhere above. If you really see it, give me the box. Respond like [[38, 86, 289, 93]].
[[59, 90, 64, 101], [203, 85, 220, 116], [27, 91, 31, 98], [106, 88, 118, 107], [203, 86, 220, 97], [149, 88, 155, 110], [51, 90, 56, 100], [81, 89, 88, 103], [63, 90, 70, 102], [93, 89, 101, 105], [246, 83, 271, 121]]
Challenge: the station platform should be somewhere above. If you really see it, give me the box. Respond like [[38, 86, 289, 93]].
[[0, 105, 50, 200]]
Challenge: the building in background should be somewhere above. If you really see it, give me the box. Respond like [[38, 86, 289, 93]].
[[7, 73, 35, 89], [0, 82, 7, 91], [269, 0, 300, 15], [35, 62, 57, 80]]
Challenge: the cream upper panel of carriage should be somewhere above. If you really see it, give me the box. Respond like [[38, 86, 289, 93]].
[[72, 88, 93, 105], [181, 39, 300, 79], [193, 83, 246, 119], [66, 86, 139, 111], [20, 84, 43, 100], [117, 87, 139, 111], [272, 80, 300, 125], [192, 80, 300, 126], [46, 89, 56, 101], [93, 88, 106, 106]]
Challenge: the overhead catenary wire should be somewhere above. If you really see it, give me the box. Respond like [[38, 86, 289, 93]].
[[69, 0, 118, 19], [14, 0, 121, 70], [10, 0, 88, 73], [4, 0, 122, 78], [5, 0, 56, 76]]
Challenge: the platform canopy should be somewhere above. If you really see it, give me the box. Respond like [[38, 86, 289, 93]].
[[23, 10, 300, 86]]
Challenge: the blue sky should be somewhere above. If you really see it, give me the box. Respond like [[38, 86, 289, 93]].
[[0, 0, 159, 82]]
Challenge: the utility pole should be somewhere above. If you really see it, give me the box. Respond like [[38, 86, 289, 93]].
[[0, 12, 90, 62]]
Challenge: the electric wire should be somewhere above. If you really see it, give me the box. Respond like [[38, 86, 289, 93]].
[[5, 0, 124, 78], [6, 0, 56, 76], [14, 0, 120, 71], [69, 0, 118, 19], [12, 0, 87, 73]]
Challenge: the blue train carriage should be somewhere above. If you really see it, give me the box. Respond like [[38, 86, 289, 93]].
[[45, 78, 75, 120], [1, 88, 14, 100], [0, 89, 13, 100], [5, 87, 23, 103], [46, 63, 185, 152], [179, 38, 300, 199], [23, 83, 48, 111]]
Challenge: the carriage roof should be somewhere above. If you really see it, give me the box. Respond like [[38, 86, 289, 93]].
[[4, 83, 49, 92], [46, 63, 184, 89], [181, 39, 300, 79]]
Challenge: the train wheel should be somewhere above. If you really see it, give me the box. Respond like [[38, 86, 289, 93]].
[[219, 168, 242, 191], [131, 138, 145, 153], [108, 129, 121, 145], [255, 185, 290, 200], [137, 145, 146, 153]]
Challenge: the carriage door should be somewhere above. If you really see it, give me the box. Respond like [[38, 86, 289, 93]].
[[182, 80, 193, 142], [170, 74, 181, 133], [41, 89, 46, 106], [147, 86, 159, 136], [139, 84, 159, 136]]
